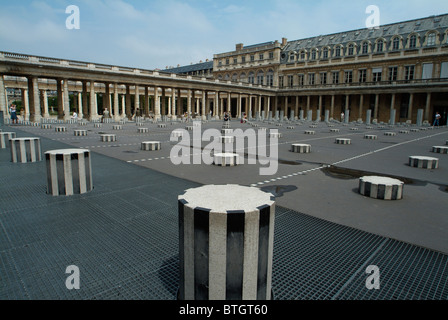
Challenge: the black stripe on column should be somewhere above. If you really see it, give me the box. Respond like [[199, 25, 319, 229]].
[[257, 204, 271, 300], [377, 184, 386, 200], [178, 199, 187, 300], [194, 207, 210, 300], [226, 210, 245, 300]]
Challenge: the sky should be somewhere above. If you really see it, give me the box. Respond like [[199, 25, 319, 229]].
[[1, 0, 448, 70]]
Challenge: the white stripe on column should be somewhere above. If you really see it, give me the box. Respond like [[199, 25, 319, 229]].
[[209, 211, 227, 300], [183, 205, 195, 300], [78, 152, 87, 194], [63, 153, 74, 195], [50, 154, 59, 195], [243, 209, 260, 300], [19, 139, 26, 163]]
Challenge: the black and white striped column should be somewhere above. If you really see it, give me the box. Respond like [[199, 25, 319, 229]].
[[45, 149, 93, 196], [291, 144, 311, 154], [0, 132, 16, 149], [359, 176, 404, 200], [100, 134, 117, 142], [141, 141, 161, 151], [178, 184, 275, 300], [10, 138, 42, 163], [409, 156, 439, 169], [74, 130, 88, 136]]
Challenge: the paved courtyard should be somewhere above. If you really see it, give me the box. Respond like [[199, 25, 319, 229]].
[[1, 117, 447, 300]]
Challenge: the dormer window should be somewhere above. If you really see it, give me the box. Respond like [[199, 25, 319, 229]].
[[409, 35, 417, 48], [427, 32, 436, 46], [392, 37, 400, 50], [348, 44, 355, 56], [362, 42, 369, 54]]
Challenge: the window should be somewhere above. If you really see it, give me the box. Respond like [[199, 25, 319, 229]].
[[376, 41, 384, 52], [323, 48, 329, 59], [320, 72, 327, 85], [250, 55, 255, 62], [441, 62, 448, 79], [404, 65, 415, 80], [279, 76, 284, 88], [289, 53, 295, 62], [372, 68, 382, 82], [242, 56, 246, 63], [344, 71, 353, 83], [308, 73, 315, 85], [409, 35, 417, 48], [311, 49, 317, 60], [259, 54, 264, 60], [257, 71, 264, 85], [269, 52, 274, 60], [218, 61, 223, 67], [233, 58, 238, 64], [427, 33, 436, 46], [248, 72, 255, 84], [298, 74, 304, 86], [362, 42, 369, 54], [392, 37, 400, 50], [267, 70, 274, 86], [388, 67, 398, 81], [332, 71, 339, 84], [226, 58, 230, 65], [288, 75, 294, 88], [359, 69, 367, 83], [348, 44, 354, 56], [422, 63, 433, 79], [335, 46, 341, 57], [300, 51, 306, 60]]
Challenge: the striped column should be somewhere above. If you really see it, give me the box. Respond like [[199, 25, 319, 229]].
[[213, 153, 240, 166], [74, 130, 87, 136], [359, 176, 404, 200], [113, 125, 122, 130], [55, 127, 67, 132], [304, 130, 315, 135], [137, 128, 149, 133], [432, 146, 448, 154], [409, 156, 439, 169], [291, 144, 311, 154], [101, 134, 116, 142], [141, 141, 161, 151], [45, 149, 93, 196], [336, 138, 351, 145], [0, 132, 16, 149], [364, 134, 378, 140], [10, 138, 42, 163], [158, 124, 167, 128], [178, 184, 275, 300]]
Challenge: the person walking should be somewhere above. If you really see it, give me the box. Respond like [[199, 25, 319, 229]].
[[10, 104, 18, 124], [433, 112, 441, 127]]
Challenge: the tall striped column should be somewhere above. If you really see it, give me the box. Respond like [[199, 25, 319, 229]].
[[178, 184, 275, 300], [10, 137, 42, 163], [45, 149, 93, 196], [0, 132, 16, 149]]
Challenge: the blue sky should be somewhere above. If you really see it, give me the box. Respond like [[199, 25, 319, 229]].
[[1, 0, 448, 70]]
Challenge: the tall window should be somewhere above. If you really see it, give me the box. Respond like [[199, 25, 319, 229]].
[[348, 44, 355, 56], [308, 73, 315, 85], [372, 68, 382, 82], [362, 42, 369, 54], [323, 47, 329, 59], [298, 74, 304, 86], [279, 76, 284, 88], [409, 35, 417, 49], [332, 71, 339, 84], [427, 33, 436, 46], [388, 66, 398, 81], [404, 65, 415, 81], [242, 56, 246, 63], [359, 69, 367, 83], [300, 51, 306, 60], [320, 72, 327, 85], [287, 75, 294, 88], [250, 55, 255, 62], [257, 71, 264, 85], [267, 70, 274, 86], [269, 52, 274, 60], [335, 46, 341, 57], [289, 53, 295, 62], [376, 40, 384, 52], [311, 49, 317, 60], [248, 72, 255, 84], [392, 37, 400, 50], [259, 54, 264, 60], [344, 71, 353, 83]]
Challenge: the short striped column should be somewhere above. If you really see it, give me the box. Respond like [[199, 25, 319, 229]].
[[291, 144, 311, 153], [276, 123, 283, 127], [399, 130, 410, 134], [335, 138, 351, 145], [330, 129, 340, 133], [409, 156, 439, 169], [384, 132, 396, 136], [364, 134, 378, 140], [10, 138, 42, 163], [141, 141, 161, 151], [158, 124, 167, 128], [309, 125, 317, 128], [113, 125, 122, 130], [219, 136, 235, 144], [186, 126, 194, 131], [359, 176, 404, 200], [74, 130, 88, 136], [350, 127, 359, 131], [138, 128, 149, 133], [178, 184, 275, 300], [286, 126, 295, 129], [213, 153, 240, 166], [222, 123, 231, 129], [45, 149, 93, 196], [432, 146, 448, 154], [55, 127, 67, 132], [94, 123, 102, 128], [41, 124, 52, 129], [269, 132, 282, 139], [304, 130, 315, 135], [221, 129, 233, 135], [100, 134, 117, 142], [171, 130, 184, 138], [410, 129, 420, 132], [0, 132, 17, 149]]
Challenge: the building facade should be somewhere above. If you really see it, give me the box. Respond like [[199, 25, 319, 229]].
[[212, 14, 448, 124]]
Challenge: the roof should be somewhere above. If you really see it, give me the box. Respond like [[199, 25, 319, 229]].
[[165, 61, 213, 74]]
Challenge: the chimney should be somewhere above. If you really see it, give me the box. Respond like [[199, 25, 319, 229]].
[[282, 38, 288, 46], [236, 43, 244, 51]]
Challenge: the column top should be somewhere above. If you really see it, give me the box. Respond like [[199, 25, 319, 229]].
[[179, 184, 274, 213], [45, 149, 90, 155]]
